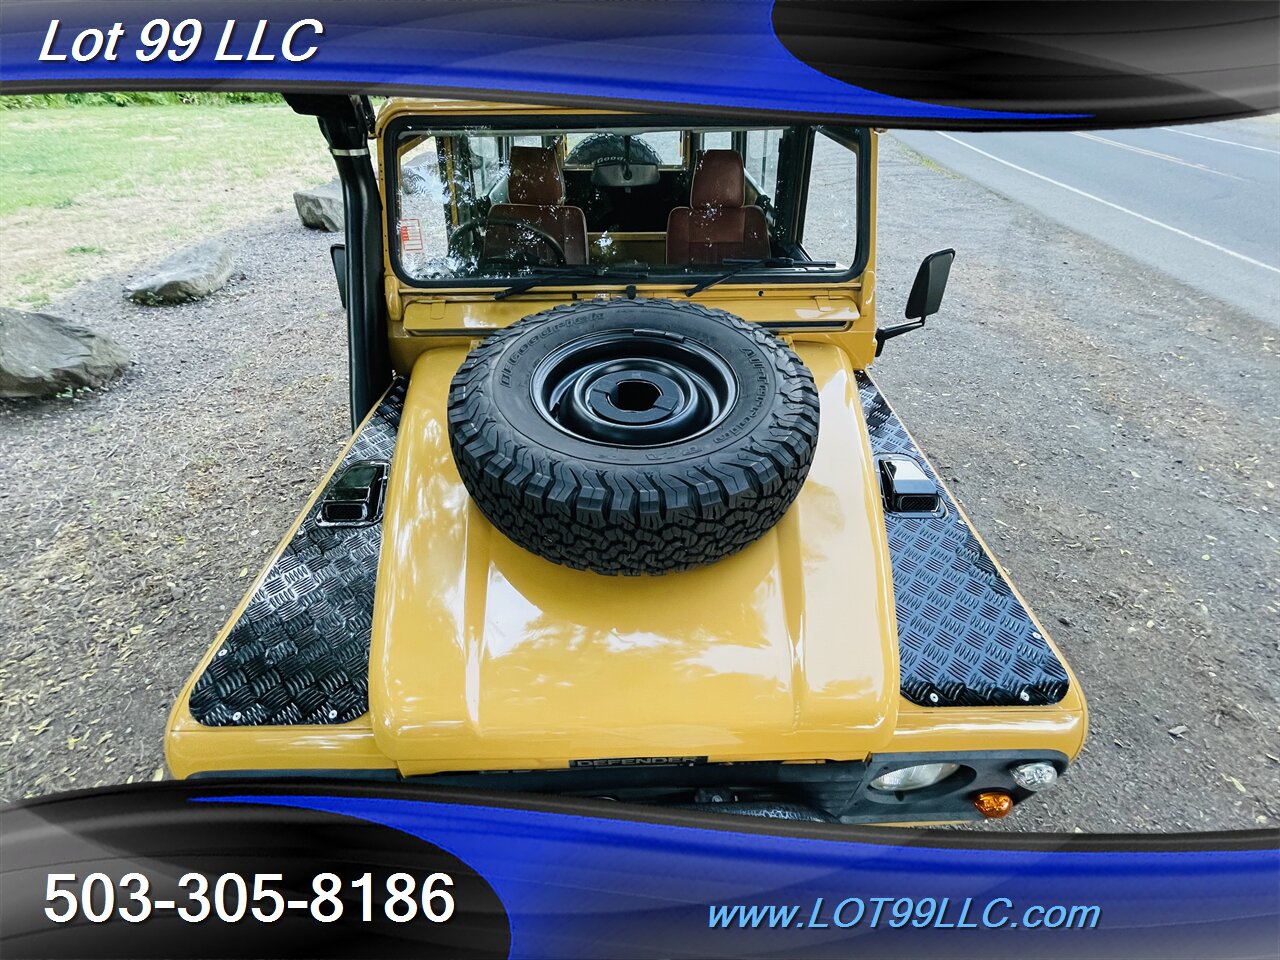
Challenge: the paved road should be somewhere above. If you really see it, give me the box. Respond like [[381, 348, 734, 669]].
[[893, 117, 1280, 325]]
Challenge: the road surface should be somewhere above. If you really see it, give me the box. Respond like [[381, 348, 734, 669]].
[[893, 117, 1280, 324]]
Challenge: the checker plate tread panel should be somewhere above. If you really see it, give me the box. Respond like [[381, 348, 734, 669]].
[[189, 382, 405, 726], [859, 373, 1069, 708]]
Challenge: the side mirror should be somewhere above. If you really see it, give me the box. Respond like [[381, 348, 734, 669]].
[[329, 243, 348, 310], [905, 248, 955, 321], [876, 248, 956, 356]]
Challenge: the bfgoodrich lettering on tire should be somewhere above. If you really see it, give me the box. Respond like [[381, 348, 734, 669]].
[[447, 299, 820, 575]]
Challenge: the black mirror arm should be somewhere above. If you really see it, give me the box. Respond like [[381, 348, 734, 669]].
[[874, 318, 926, 356]]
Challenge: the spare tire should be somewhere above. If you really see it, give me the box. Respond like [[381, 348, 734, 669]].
[[564, 133, 664, 167], [447, 299, 820, 575]]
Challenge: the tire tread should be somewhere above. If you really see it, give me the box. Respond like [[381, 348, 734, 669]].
[[447, 300, 820, 575]]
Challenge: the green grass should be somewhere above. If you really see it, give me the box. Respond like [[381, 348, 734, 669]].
[[0, 92, 282, 110], [0, 101, 334, 307], [0, 103, 324, 219]]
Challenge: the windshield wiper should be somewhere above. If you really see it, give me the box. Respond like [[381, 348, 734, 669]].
[[683, 257, 838, 297], [494, 265, 649, 301]]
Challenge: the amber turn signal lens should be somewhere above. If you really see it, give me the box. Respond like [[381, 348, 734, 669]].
[[973, 791, 1014, 818]]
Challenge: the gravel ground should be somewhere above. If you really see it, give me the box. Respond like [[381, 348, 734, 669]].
[[0, 214, 349, 797], [2, 136, 1276, 831], [873, 134, 1278, 831]]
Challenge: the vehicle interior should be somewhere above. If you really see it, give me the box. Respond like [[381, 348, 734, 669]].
[[389, 121, 865, 284]]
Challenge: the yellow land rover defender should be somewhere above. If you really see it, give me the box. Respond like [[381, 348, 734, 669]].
[[166, 96, 1085, 824]]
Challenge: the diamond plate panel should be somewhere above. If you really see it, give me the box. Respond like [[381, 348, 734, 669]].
[[859, 373, 1069, 707], [190, 381, 406, 726]]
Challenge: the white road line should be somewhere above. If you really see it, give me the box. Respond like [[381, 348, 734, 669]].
[[1072, 131, 1244, 181], [935, 132, 1280, 276], [1161, 126, 1280, 155]]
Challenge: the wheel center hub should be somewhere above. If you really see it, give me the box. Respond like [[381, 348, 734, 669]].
[[532, 329, 737, 447], [587, 371, 681, 425]]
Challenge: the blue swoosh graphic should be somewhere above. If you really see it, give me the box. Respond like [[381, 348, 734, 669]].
[[0, 0, 1083, 121], [199, 794, 1278, 958]]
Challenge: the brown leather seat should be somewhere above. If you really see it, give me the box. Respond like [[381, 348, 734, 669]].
[[666, 150, 770, 265], [484, 146, 589, 266]]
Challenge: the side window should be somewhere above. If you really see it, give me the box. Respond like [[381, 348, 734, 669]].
[[702, 131, 733, 151], [743, 129, 783, 195], [799, 130, 859, 267], [468, 136, 502, 197], [397, 136, 457, 279]]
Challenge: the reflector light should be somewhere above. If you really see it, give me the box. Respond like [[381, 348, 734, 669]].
[[1011, 761, 1059, 791], [973, 791, 1014, 818]]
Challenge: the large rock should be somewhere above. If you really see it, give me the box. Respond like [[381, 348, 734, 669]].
[[0, 307, 130, 398], [294, 179, 344, 231], [125, 241, 236, 305]]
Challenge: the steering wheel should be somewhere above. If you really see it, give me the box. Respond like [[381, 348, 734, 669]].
[[448, 218, 568, 269]]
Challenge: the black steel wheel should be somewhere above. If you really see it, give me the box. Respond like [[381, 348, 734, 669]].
[[447, 299, 820, 575], [532, 328, 739, 447]]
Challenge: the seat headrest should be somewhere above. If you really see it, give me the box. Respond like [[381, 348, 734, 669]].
[[691, 150, 746, 209], [507, 146, 565, 205]]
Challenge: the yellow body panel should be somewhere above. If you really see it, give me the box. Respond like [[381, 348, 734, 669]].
[[166, 701, 1086, 780], [164, 99, 1086, 787], [398, 291, 863, 335], [165, 344, 1086, 779], [367, 342, 898, 773]]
